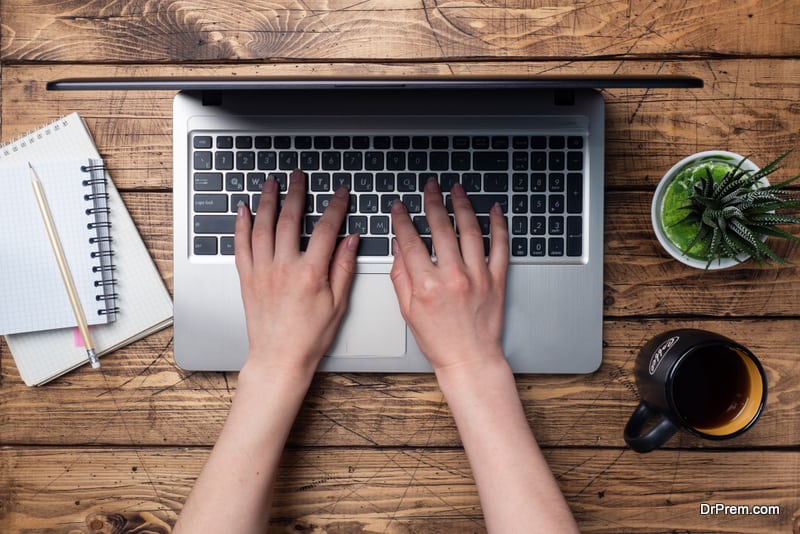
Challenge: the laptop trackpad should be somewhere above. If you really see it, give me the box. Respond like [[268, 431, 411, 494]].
[[327, 274, 406, 357]]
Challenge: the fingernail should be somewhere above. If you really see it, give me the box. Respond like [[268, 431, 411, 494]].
[[347, 233, 360, 251], [290, 169, 303, 187], [491, 202, 502, 215], [450, 182, 465, 198], [391, 199, 406, 213], [237, 200, 247, 217], [424, 176, 440, 193], [264, 175, 277, 193], [334, 186, 348, 199]]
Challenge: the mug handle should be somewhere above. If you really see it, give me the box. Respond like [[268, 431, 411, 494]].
[[624, 402, 679, 453]]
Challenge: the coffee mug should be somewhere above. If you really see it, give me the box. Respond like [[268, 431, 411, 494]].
[[624, 329, 767, 453]]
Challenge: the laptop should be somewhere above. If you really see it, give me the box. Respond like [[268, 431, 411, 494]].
[[49, 76, 702, 373]]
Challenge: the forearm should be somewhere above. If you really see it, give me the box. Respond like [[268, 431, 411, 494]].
[[436, 355, 579, 534], [174, 359, 314, 534]]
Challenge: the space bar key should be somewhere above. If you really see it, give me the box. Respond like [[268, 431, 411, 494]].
[[357, 237, 390, 256]]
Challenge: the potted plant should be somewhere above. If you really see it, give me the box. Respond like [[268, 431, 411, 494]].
[[652, 150, 800, 269]]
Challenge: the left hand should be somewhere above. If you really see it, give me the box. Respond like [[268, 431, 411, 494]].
[[234, 169, 359, 377]]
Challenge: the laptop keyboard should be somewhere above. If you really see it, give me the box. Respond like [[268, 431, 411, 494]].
[[190, 133, 585, 262]]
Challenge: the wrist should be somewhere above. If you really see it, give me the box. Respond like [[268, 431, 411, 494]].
[[433, 348, 512, 396]]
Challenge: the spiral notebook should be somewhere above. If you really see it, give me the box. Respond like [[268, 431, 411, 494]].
[[0, 113, 173, 386]]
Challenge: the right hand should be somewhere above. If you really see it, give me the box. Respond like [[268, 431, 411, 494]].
[[389, 178, 510, 372]]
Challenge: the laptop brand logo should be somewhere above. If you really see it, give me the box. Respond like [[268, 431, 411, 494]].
[[649, 336, 680, 375]]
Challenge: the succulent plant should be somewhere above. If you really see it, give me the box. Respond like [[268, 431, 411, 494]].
[[675, 151, 800, 267]]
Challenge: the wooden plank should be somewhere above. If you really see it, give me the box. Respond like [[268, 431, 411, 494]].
[[114, 189, 800, 316], [2, 319, 799, 449], [1, 446, 798, 533], [3, 60, 799, 191], [2, 0, 797, 62]]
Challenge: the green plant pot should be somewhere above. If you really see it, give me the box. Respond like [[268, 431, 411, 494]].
[[651, 151, 763, 269]]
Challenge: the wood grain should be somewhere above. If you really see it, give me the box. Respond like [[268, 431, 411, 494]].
[[2, 446, 798, 533], [2, 319, 799, 449], [3, 59, 799, 191], [2, 0, 797, 62]]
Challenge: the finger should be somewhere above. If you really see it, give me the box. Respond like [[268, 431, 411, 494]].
[[250, 174, 279, 265], [389, 238, 413, 319], [449, 183, 485, 266], [306, 186, 349, 263], [390, 199, 434, 277], [422, 177, 460, 265], [234, 200, 254, 279], [329, 234, 360, 311], [274, 169, 306, 257], [487, 202, 510, 286]]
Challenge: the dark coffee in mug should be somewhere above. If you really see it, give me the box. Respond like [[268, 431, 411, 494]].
[[624, 329, 767, 453]]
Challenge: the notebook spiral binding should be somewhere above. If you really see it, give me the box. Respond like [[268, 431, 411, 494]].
[[81, 159, 119, 319], [0, 116, 71, 159]]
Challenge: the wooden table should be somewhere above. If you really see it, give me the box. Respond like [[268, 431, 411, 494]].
[[1, 2, 799, 532]]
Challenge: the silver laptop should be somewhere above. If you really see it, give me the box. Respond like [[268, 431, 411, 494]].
[[49, 76, 702, 373]]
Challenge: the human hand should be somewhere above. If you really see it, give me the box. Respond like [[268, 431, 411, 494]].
[[390, 178, 509, 372], [234, 169, 359, 377]]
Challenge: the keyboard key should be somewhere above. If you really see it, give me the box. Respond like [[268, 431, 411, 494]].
[[430, 152, 449, 171], [567, 151, 583, 170], [511, 237, 527, 256], [452, 136, 470, 149], [483, 173, 508, 192], [354, 173, 374, 192], [548, 237, 564, 256], [492, 136, 509, 149], [412, 136, 430, 149], [371, 215, 390, 234], [359, 194, 379, 213], [473, 152, 509, 171], [431, 136, 449, 149], [476, 216, 490, 235], [512, 152, 528, 171], [255, 136, 271, 149], [511, 216, 527, 235], [316, 195, 332, 213], [512, 136, 529, 149], [194, 236, 218, 255], [402, 194, 422, 213], [386, 152, 406, 171], [220, 236, 235, 255], [567, 136, 583, 149], [413, 215, 431, 235], [397, 173, 416, 192], [216, 136, 233, 149], [274, 136, 291, 149], [512, 173, 528, 192], [566, 173, 583, 213], [333, 136, 350, 149], [231, 194, 249, 212], [462, 173, 481, 192], [549, 216, 564, 235], [472, 136, 490, 149], [193, 136, 212, 149], [373, 136, 391, 149], [194, 172, 223, 191], [531, 173, 546, 192], [467, 194, 508, 213], [451, 151, 470, 171], [352, 136, 370, 149], [194, 194, 227, 212], [235, 136, 253, 149], [358, 237, 390, 256], [530, 216, 546, 235], [530, 237, 546, 256], [531, 152, 547, 170], [440, 173, 459, 192], [215, 151, 234, 170], [549, 136, 565, 149], [194, 151, 212, 170], [300, 152, 320, 170], [349, 216, 368, 235], [257, 151, 276, 170], [512, 195, 527, 214], [322, 151, 341, 170], [237, 151, 255, 170], [408, 152, 427, 171], [567, 216, 583, 256], [247, 173, 265, 191], [314, 136, 332, 149], [530, 195, 546, 214], [549, 151, 565, 170], [364, 152, 384, 171], [549, 194, 565, 214], [226, 172, 245, 191], [531, 136, 547, 149], [279, 151, 298, 170], [343, 152, 363, 170], [549, 173, 565, 192], [311, 172, 330, 191], [376, 173, 394, 192], [392, 136, 411, 149], [333, 172, 352, 190], [380, 194, 400, 213], [194, 215, 236, 234]]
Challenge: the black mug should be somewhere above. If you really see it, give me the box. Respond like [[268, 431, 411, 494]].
[[624, 329, 767, 453]]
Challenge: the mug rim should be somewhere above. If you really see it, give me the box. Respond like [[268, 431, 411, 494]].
[[664, 340, 767, 440]]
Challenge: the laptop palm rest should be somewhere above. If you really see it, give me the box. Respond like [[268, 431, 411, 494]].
[[327, 274, 406, 357]]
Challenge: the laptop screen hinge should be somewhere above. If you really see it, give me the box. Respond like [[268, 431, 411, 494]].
[[202, 91, 223, 106], [554, 89, 575, 106]]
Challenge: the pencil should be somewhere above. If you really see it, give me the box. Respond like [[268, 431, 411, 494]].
[[29, 162, 101, 369]]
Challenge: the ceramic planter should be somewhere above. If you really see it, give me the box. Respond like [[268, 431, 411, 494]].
[[651, 151, 763, 269]]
